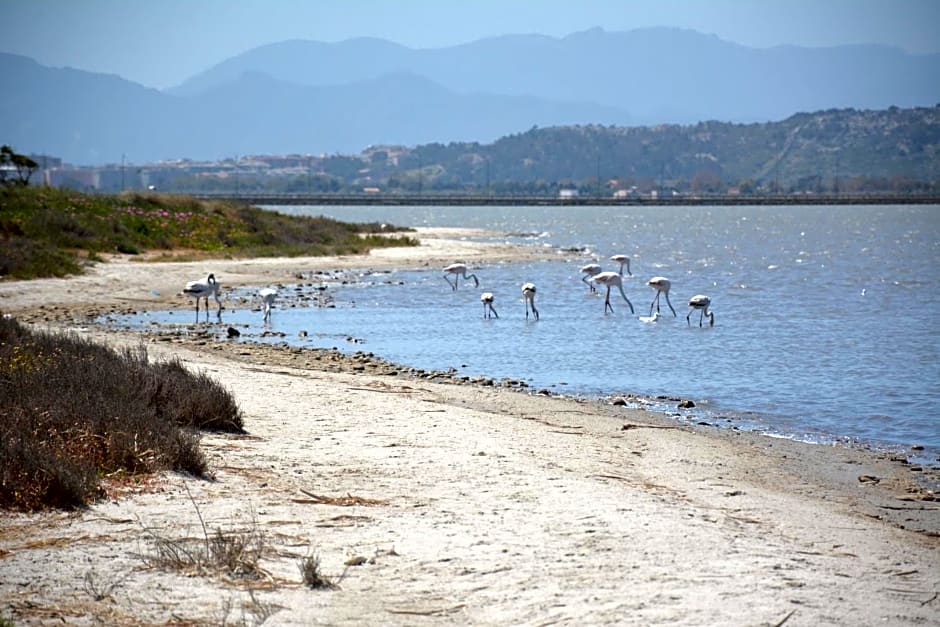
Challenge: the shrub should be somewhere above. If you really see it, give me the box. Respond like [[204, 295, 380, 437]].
[[0, 317, 244, 510]]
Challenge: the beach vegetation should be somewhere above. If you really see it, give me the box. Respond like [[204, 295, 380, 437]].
[[0, 185, 418, 280], [0, 316, 244, 511]]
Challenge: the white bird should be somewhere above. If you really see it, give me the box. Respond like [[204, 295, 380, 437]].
[[589, 271, 634, 314], [647, 276, 677, 317], [259, 287, 277, 322], [443, 263, 479, 290], [480, 292, 498, 319], [639, 312, 661, 323], [522, 282, 539, 320], [579, 263, 602, 292], [183, 273, 222, 322], [687, 294, 715, 327], [610, 254, 632, 276]]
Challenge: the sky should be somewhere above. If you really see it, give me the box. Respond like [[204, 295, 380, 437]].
[[2, 0, 938, 90]]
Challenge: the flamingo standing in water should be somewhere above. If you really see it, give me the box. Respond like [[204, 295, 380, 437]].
[[259, 287, 277, 322], [480, 292, 498, 319], [443, 263, 479, 290], [589, 271, 634, 314], [647, 276, 677, 317], [687, 294, 715, 327], [610, 254, 632, 276], [183, 273, 222, 322], [522, 283, 539, 320], [579, 263, 602, 292]]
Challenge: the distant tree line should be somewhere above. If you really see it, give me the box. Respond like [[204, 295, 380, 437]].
[[15, 106, 940, 196]]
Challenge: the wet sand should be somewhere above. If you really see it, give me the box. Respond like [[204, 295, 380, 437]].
[[1, 228, 938, 625]]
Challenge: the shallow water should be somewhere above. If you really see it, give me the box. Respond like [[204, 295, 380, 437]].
[[111, 204, 940, 461]]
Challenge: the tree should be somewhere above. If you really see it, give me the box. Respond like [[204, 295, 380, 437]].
[[0, 145, 39, 186]]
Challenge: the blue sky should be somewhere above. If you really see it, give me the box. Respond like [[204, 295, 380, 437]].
[[2, 0, 938, 89]]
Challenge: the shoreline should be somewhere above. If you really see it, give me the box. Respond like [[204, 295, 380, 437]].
[[2, 228, 939, 625]]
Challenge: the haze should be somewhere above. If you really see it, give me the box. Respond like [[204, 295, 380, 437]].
[[2, 0, 939, 90]]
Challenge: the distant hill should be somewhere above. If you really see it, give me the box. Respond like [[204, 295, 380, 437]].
[[172, 27, 940, 123], [386, 107, 940, 193], [1, 27, 939, 166], [0, 52, 628, 165]]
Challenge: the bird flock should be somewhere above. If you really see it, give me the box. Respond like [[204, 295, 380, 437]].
[[180, 254, 714, 327], [441, 254, 715, 327]]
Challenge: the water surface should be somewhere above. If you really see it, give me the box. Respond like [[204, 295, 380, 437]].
[[113, 204, 940, 461]]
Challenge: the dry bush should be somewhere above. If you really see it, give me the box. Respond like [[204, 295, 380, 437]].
[[0, 316, 244, 510], [141, 489, 268, 581], [299, 553, 340, 590]]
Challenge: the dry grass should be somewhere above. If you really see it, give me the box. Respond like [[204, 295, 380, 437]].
[[140, 488, 268, 582], [0, 316, 244, 511]]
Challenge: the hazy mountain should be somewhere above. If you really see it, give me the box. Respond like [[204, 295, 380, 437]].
[[3, 27, 939, 165], [172, 27, 940, 123], [0, 53, 630, 164]]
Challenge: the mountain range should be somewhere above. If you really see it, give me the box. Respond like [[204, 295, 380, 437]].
[[2, 27, 939, 166]]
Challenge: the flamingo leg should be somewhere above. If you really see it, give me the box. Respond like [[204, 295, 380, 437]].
[[664, 292, 677, 317], [604, 286, 614, 313], [490, 305, 498, 319], [444, 274, 456, 290], [650, 293, 659, 316]]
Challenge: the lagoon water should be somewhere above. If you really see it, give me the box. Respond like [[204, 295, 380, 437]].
[[116, 204, 940, 460]]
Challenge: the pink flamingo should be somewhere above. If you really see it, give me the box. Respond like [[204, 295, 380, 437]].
[[687, 294, 715, 327], [443, 263, 479, 290], [589, 271, 634, 314], [647, 277, 677, 317]]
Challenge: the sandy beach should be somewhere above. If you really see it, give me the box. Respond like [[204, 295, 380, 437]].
[[1, 228, 938, 626]]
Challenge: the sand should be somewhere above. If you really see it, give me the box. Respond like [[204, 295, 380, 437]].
[[1, 228, 938, 626]]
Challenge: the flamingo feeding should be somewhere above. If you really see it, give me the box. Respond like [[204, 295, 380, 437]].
[[522, 283, 539, 320], [579, 263, 602, 292], [589, 271, 634, 314], [183, 273, 222, 322], [610, 254, 632, 276], [480, 292, 498, 319], [646, 276, 677, 317], [443, 263, 479, 290], [687, 294, 715, 327], [259, 287, 277, 322]]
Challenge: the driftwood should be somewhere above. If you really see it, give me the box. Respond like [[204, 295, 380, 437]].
[[292, 488, 387, 506]]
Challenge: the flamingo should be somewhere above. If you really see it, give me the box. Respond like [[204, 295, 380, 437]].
[[610, 254, 632, 276], [259, 287, 277, 322], [687, 294, 715, 327], [443, 263, 479, 290], [480, 292, 498, 319], [522, 283, 539, 320], [589, 271, 634, 314], [647, 276, 677, 317], [183, 273, 222, 322], [579, 263, 602, 292], [639, 312, 661, 323]]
